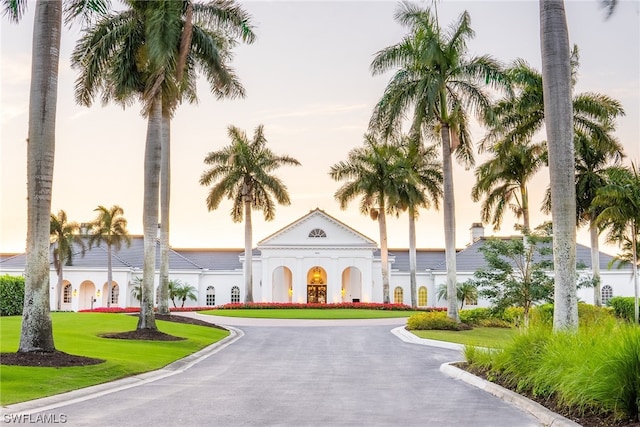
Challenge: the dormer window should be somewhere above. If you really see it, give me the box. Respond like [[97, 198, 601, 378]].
[[308, 228, 327, 238]]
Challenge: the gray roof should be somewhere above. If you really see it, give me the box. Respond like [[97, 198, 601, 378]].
[[1, 235, 628, 274], [389, 249, 447, 271]]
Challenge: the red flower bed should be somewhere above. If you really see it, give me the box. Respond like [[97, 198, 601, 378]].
[[216, 302, 447, 312], [78, 304, 447, 313]]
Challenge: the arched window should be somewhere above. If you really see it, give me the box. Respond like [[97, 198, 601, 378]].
[[63, 284, 72, 304], [111, 284, 119, 305], [231, 286, 241, 303], [393, 286, 403, 304], [418, 286, 428, 306], [602, 285, 613, 305], [206, 286, 216, 306], [308, 228, 326, 238]]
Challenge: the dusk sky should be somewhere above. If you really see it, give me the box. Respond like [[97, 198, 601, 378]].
[[1, 0, 638, 255]]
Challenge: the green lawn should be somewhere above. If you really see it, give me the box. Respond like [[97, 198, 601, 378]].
[[200, 308, 421, 319], [411, 327, 517, 348], [0, 313, 228, 405]]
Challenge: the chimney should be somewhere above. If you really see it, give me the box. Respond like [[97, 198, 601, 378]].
[[470, 222, 484, 244]]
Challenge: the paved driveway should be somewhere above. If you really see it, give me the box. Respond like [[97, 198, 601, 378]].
[[4, 316, 541, 427]]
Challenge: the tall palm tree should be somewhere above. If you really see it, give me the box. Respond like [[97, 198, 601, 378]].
[[50, 210, 85, 310], [484, 52, 624, 307], [472, 140, 546, 233], [391, 136, 442, 307], [540, 0, 577, 330], [72, 0, 255, 327], [593, 164, 640, 323], [200, 125, 300, 303], [561, 131, 624, 306], [330, 134, 407, 303], [370, 3, 508, 320], [3, 0, 108, 353], [88, 205, 131, 308]]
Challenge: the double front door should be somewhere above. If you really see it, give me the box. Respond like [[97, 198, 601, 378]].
[[307, 285, 326, 304]]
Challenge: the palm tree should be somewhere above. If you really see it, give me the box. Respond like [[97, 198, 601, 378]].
[[370, 3, 508, 320], [50, 210, 85, 310], [200, 125, 300, 303], [391, 136, 442, 307], [88, 205, 131, 308], [168, 280, 198, 308], [437, 281, 478, 310], [484, 52, 624, 308], [569, 131, 624, 306], [472, 140, 546, 233], [3, 0, 108, 353], [72, 0, 255, 327], [330, 134, 407, 303], [593, 164, 640, 323], [540, 0, 576, 330]]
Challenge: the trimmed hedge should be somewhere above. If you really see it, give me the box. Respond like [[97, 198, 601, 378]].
[[407, 311, 472, 331], [608, 296, 639, 322], [0, 274, 25, 316]]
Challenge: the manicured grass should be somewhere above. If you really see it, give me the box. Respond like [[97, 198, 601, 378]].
[[0, 312, 228, 405], [201, 308, 421, 319], [412, 327, 517, 348]]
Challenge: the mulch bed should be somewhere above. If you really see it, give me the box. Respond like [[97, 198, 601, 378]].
[[457, 362, 640, 427], [0, 314, 224, 368]]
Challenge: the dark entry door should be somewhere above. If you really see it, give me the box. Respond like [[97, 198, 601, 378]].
[[307, 285, 327, 303]]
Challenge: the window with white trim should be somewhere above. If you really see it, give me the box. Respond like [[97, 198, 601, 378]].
[[231, 286, 241, 303], [206, 286, 216, 306], [602, 285, 613, 306]]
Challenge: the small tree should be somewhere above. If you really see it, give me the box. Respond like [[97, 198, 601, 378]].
[[168, 280, 198, 308], [473, 229, 555, 327], [437, 281, 478, 310]]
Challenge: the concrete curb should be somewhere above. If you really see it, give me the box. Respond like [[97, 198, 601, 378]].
[[440, 363, 581, 427], [1, 326, 244, 415], [391, 327, 581, 427]]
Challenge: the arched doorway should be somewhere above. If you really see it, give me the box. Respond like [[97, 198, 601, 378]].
[[272, 266, 293, 302], [341, 267, 362, 303], [306, 266, 327, 304], [102, 281, 120, 307], [78, 280, 96, 311]]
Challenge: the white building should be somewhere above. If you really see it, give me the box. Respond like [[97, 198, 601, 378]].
[[0, 209, 634, 311]]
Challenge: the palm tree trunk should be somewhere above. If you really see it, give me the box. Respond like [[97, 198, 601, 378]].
[[138, 95, 161, 331], [408, 206, 417, 308], [441, 124, 459, 322], [19, 0, 61, 353], [56, 262, 63, 311], [158, 112, 171, 315], [589, 219, 602, 306], [521, 184, 530, 234], [244, 198, 253, 303], [540, 0, 578, 331], [631, 223, 639, 324], [107, 243, 113, 307], [378, 204, 390, 304]]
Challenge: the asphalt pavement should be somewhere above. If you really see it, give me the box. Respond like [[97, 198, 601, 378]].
[[1, 314, 579, 427]]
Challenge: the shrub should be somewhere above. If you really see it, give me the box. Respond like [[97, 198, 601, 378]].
[[407, 311, 471, 331], [459, 308, 491, 326], [0, 275, 25, 316], [608, 297, 638, 322], [466, 322, 640, 421], [502, 307, 525, 326]]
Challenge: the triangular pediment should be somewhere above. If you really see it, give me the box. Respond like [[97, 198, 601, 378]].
[[257, 209, 377, 248]]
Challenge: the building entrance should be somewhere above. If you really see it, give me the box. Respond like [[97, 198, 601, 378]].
[[307, 284, 327, 304]]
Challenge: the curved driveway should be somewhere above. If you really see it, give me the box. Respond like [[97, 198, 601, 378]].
[[5, 314, 541, 427]]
